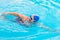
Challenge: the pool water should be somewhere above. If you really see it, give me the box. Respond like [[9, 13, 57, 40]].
[[0, 0, 60, 40]]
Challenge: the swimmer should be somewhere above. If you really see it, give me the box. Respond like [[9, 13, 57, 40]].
[[1, 12, 59, 33], [4, 12, 40, 26]]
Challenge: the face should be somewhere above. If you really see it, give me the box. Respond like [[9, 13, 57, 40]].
[[30, 15, 34, 22]]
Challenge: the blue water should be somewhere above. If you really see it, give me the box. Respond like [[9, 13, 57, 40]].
[[0, 0, 60, 40]]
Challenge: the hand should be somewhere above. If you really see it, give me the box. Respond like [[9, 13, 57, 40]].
[[4, 12, 10, 15]]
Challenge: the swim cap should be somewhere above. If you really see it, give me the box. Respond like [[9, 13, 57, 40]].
[[33, 15, 39, 22]]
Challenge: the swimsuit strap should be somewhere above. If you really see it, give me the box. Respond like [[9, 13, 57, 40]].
[[16, 17, 22, 22]]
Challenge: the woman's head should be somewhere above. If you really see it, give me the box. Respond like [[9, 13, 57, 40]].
[[30, 14, 40, 22]]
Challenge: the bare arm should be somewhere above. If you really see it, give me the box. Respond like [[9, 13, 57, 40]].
[[5, 12, 20, 17], [5, 12, 25, 19], [37, 23, 54, 31], [37, 23, 60, 33]]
